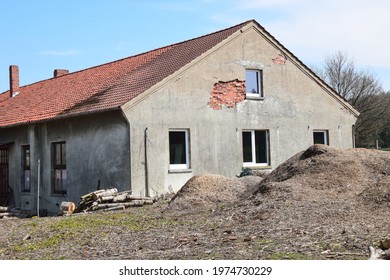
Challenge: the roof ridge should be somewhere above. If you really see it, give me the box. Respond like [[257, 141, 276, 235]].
[[164, 19, 253, 48]]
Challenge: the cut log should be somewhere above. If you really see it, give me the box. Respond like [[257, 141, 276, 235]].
[[126, 195, 155, 201], [101, 205, 126, 212], [112, 194, 128, 203], [60, 201, 76, 215], [0, 212, 14, 217], [100, 195, 115, 202], [127, 200, 145, 207], [116, 190, 132, 196], [80, 189, 105, 200], [96, 201, 145, 210], [92, 188, 118, 200], [0, 206, 9, 213]]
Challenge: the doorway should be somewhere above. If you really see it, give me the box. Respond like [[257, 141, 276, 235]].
[[0, 147, 10, 206]]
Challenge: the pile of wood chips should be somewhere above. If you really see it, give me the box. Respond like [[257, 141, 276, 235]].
[[72, 188, 156, 214]]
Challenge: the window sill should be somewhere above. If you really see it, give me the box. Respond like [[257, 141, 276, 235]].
[[51, 193, 67, 197], [245, 95, 264, 101], [168, 169, 193, 174], [243, 165, 272, 170]]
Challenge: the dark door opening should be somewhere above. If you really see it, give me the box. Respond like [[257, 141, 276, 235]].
[[0, 147, 10, 206]]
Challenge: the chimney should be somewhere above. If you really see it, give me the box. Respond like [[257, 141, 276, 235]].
[[9, 65, 20, 97], [53, 69, 69, 78]]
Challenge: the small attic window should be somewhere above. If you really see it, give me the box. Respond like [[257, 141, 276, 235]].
[[313, 130, 329, 145], [246, 69, 263, 98]]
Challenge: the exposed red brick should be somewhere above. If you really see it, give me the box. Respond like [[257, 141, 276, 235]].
[[208, 79, 246, 110], [53, 69, 69, 78], [9, 65, 19, 97]]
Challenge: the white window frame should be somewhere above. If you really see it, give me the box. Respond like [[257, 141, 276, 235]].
[[245, 69, 263, 98], [313, 130, 329, 145], [169, 129, 190, 170], [242, 129, 270, 167]]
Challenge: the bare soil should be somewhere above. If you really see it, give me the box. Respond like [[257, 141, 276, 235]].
[[1, 145, 389, 260]]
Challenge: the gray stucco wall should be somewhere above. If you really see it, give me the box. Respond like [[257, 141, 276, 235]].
[[123, 26, 357, 196], [0, 110, 130, 215]]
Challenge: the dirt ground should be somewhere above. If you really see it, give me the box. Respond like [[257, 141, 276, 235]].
[[0, 144, 389, 260]]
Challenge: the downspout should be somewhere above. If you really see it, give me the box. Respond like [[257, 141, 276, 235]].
[[144, 127, 149, 197]]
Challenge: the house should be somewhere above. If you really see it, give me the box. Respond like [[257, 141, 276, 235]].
[[0, 19, 358, 215]]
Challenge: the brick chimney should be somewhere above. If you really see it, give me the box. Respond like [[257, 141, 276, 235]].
[[9, 65, 20, 97], [53, 69, 69, 78]]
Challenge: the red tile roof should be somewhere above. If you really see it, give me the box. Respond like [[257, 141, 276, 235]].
[[0, 20, 252, 128]]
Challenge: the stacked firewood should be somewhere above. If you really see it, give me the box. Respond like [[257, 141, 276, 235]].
[[0, 206, 9, 218], [74, 188, 156, 213], [0, 206, 29, 219]]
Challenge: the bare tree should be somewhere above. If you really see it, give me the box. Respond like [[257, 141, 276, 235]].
[[318, 51, 390, 148]]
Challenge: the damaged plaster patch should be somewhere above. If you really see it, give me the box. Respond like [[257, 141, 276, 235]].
[[235, 60, 265, 69], [208, 79, 246, 110], [272, 53, 287, 64]]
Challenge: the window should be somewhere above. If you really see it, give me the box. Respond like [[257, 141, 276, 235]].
[[313, 130, 329, 145], [22, 145, 31, 192], [246, 69, 263, 97], [52, 142, 67, 194], [169, 130, 190, 170], [242, 130, 270, 166]]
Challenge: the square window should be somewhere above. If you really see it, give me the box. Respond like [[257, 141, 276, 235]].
[[246, 69, 263, 97], [313, 130, 329, 145], [169, 130, 190, 170], [242, 130, 270, 166]]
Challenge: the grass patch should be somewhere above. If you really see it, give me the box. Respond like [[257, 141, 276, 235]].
[[7, 210, 184, 256], [13, 232, 71, 253], [3, 208, 208, 259], [268, 252, 313, 260]]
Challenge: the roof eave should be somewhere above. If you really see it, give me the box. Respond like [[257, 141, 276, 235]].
[[0, 107, 122, 129]]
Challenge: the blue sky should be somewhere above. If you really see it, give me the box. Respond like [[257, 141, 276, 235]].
[[1, 0, 390, 93]]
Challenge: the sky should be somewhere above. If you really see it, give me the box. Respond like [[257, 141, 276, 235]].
[[1, 0, 390, 93]]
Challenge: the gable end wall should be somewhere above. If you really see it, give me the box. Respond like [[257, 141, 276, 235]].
[[122, 26, 357, 195]]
